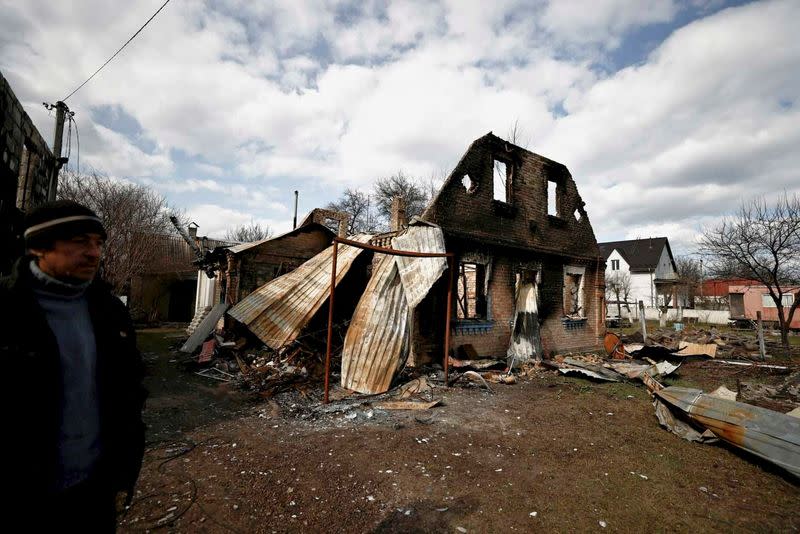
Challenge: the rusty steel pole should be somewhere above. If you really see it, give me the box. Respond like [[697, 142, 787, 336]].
[[444, 255, 454, 385], [323, 240, 339, 404]]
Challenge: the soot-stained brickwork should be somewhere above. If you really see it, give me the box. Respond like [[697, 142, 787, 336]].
[[417, 133, 604, 361]]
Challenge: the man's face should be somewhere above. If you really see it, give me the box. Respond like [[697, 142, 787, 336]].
[[32, 233, 105, 282]]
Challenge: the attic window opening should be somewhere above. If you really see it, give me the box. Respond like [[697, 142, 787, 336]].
[[457, 262, 487, 319], [493, 159, 510, 203], [547, 179, 558, 216], [462, 174, 476, 193], [574, 208, 582, 221], [610, 259, 619, 271]]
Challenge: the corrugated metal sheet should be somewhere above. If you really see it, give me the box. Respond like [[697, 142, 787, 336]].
[[227, 235, 371, 349], [341, 224, 447, 394], [393, 223, 447, 308], [656, 386, 800, 478]]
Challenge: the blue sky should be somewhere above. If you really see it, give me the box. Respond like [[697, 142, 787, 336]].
[[2, 0, 798, 253]]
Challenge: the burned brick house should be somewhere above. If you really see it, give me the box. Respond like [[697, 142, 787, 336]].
[[414, 133, 604, 362], [229, 133, 604, 393]]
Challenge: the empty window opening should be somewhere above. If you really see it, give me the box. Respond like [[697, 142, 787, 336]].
[[564, 265, 586, 318], [462, 174, 475, 193], [610, 259, 619, 270], [457, 262, 487, 319], [547, 179, 558, 216], [493, 160, 508, 202], [574, 208, 582, 221]]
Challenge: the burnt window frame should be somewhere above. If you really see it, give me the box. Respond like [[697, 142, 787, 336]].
[[456, 261, 488, 321]]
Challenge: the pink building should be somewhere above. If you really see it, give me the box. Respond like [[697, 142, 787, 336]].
[[729, 285, 800, 329]]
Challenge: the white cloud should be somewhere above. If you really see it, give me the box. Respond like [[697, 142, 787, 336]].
[[541, 0, 678, 50], [2, 0, 798, 254], [187, 203, 290, 238]]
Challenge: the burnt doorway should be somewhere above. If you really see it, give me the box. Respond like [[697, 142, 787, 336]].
[[168, 279, 197, 322], [508, 270, 543, 365]]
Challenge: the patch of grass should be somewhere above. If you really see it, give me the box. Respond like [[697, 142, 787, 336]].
[[661, 375, 700, 389], [604, 382, 645, 400]]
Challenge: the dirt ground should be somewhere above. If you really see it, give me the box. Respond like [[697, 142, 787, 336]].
[[121, 328, 800, 533]]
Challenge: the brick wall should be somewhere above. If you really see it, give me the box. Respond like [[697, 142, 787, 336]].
[[424, 133, 599, 260]]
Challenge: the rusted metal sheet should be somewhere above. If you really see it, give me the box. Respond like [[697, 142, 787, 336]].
[[340, 224, 447, 394], [227, 235, 371, 349], [656, 386, 800, 478]]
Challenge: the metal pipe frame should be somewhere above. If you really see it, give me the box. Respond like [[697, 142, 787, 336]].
[[324, 236, 455, 404]]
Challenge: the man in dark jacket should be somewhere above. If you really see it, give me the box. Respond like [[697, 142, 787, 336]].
[[0, 200, 146, 532]]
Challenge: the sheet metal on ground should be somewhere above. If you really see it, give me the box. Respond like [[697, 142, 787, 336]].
[[656, 386, 800, 478], [341, 224, 447, 394], [227, 234, 371, 349], [180, 302, 229, 353]]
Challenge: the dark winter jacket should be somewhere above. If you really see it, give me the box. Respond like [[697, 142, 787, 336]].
[[0, 256, 146, 503]]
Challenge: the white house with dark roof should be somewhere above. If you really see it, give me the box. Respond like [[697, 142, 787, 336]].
[[598, 237, 688, 309]]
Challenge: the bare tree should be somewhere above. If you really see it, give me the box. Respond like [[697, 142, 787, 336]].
[[506, 118, 530, 148], [224, 221, 272, 243], [675, 256, 702, 308], [373, 171, 429, 227], [326, 188, 377, 234], [605, 271, 633, 319], [57, 169, 177, 296], [700, 193, 800, 353]]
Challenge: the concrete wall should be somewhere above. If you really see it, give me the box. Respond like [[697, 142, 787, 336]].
[[616, 306, 730, 325], [1, 71, 53, 212], [1, 71, 54, 273]]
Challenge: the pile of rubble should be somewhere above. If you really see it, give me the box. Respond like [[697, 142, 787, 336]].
[[623, 325, 791, 359]]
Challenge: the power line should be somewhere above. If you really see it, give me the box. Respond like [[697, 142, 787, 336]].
[[62, 0, 173, 101]]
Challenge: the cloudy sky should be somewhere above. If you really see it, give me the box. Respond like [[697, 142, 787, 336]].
[[1, 0, 797, 253]]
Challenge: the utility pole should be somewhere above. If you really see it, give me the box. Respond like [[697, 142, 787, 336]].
[[43, 101, 72, 201], [293, 190, 299, 229]]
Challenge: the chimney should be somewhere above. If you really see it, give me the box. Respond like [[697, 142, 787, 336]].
[[390, 195, 407, 232], [188, 222, 199, 239], [337, 213, 350, 237]]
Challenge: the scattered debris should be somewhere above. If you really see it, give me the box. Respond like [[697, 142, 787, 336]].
[[676, 341, 718, 358], [374, 400, 441, 410], [708, 385, 737, 401], [196, 367, 235, 382], [448, 356, 506, 371], [198, 339, 216, 363]]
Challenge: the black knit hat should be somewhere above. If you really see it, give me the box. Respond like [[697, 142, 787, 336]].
[[24, 200, 107, 249]]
